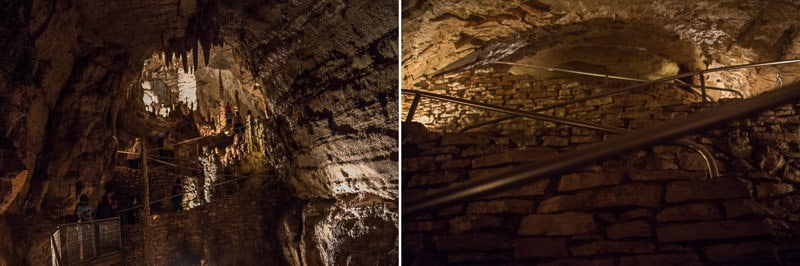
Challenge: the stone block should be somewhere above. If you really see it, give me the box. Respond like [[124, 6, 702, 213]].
[[656, 203, 721, 222], [518, 212, 596, 236], [404, 220, 448, 232], [619, 254, 703, 266], [756, 182, 794, 198], [536, 258, 616, 266], [466, 199, 534, 214], [447, 252, 511, 263], [542, 136, 569, 147], [593, 183, 662, 208], [619, 209, 650, 220], [449, 215, 508, 232], [628, 170, 705, 181], [557, 172, 622, 192], [656, 220, 768, 242], [471, 148, 557, 168], [402, 122, 441, 144], [606, 220, 651, 239], [676, 149, 709, 171], [407, 170, 465, 187], [723, 199, 758, 218], [468, 166, 514, 180], [419, 146, 461, 156], [512, 148, 560, 162], [461, 145, 508, 157], [472, 153, 514, 168], [441, 159, 470, 169], [433, 233, 512, 251], [704, 241, 779, 264], [538, 184, 662, 213], [402, 156, 438, 172], [570, 241, 655, 256], [513, 237, 568, 258], [665, 177, 749, 203], [483, 179, 549, 198], [441, 133, 491, 146]]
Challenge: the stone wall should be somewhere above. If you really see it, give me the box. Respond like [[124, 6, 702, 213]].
[[120, 180, 291, 265], [402, 98, 800, 265], [403, 68, 702, 136]]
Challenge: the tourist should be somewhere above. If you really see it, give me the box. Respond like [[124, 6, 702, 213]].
[[74, 194, 93, 222], [127, 137, 142, 168], [95, 191, 117, 219], [172, 178, 184, 212]]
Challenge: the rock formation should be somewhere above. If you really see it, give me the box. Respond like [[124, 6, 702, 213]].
[[0, 0, 397, 265]]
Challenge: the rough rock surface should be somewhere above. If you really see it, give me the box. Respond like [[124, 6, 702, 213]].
[[0, 0, 397, 264], [403, 0, 800, 99]]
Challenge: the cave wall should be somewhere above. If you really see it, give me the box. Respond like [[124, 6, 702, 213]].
[[402, 96, 800, 264], [1, 0, 399, 264], [402, 0, 800, 95], [227, 0, 400, 264]]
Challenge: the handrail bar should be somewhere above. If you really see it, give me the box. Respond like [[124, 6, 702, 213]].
[[453, 59, 800, 132], [404, 82, 800, 216], [115, 168, 274, 213], [492, 61, 744, 98], [402, 89, 719, 177], [50, 233, 63, 266]]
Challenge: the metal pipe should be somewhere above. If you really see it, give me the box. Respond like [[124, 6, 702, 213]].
[[701, 73, 707, 103], [465, 59, 800, 131], [404, 82, 800, 216], [401, 90, 719, 178], [406, 92, 421, 122]]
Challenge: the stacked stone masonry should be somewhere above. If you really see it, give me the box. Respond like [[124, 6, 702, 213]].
[[403, 96, 800, 265], [403, 68, 703, 139], [114, 169, 290, 265]]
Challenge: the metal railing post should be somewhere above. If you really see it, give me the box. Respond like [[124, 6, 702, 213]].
[[700, 72, 707, 103], [405, 92, 421, 122]]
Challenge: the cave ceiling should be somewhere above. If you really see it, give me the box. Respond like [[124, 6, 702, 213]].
[[402, 0, 800, 96]]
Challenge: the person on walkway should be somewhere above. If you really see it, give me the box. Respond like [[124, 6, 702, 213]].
[[127, 137, 142, 169], [163, 132, 176, 159], [126, 194, 140, 224], [74, 194, 93, 260], [75, 194, 93, 222], [156, 132, 165, 157], [225, 102, 233, 127], [172, 178, 185, 212], [95, 191, 117, 219]]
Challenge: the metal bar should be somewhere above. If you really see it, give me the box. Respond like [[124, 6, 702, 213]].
[[51, 233, 63, 266], [405, 92, 421, 122], [494, 61, 645, 82], [403, 90, 627, 133], [404, 82, 800, 216], [402, 89, 719, 178], [460, 59, 800, 131], [701, 73, 707, 103]]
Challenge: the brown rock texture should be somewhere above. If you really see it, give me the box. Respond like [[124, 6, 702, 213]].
[[0, 0, 398, 264]]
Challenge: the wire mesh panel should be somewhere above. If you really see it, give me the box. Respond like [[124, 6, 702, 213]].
[[50, 217, 121, 266], [96, 218, 121, 254]]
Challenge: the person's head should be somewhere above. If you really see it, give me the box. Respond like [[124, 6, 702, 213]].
[[80, 194, 88, 202], [176, 178, 182, 184], [135, 137, 141, 142]]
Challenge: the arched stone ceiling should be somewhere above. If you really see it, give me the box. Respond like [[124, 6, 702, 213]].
[[403, 0, 800, 96]]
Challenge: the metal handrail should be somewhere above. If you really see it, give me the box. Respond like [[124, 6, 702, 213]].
[[452, 59, 800, 132], [115, 167, 274, 213], [493, 61, 744, 99], [402, 89, 719, 177], [404, 82, 800, 216]]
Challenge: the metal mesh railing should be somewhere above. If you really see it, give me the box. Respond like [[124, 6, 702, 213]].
[[50, 217, 121, 265]]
